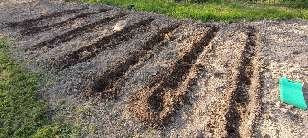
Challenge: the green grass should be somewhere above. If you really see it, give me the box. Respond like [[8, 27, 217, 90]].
[[0, 38, 74, 137], [83, 0, 308, 22]]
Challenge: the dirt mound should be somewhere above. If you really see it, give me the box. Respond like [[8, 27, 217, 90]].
[[1, 0, 307, 137]]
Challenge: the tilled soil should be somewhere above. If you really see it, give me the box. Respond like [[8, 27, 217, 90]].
[[1, 0, 307, 137]]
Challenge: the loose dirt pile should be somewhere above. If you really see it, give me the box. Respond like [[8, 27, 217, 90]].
[[1, 0, 307, 137]]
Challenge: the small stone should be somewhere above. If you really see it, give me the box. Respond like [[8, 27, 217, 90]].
[[275, 102, 281, 108], [280, 107, 288, 113], [264, 113, 270, 120], [305, 122, 308, 129], [286, 104, 294, 110], [113, 20, 127, 32]]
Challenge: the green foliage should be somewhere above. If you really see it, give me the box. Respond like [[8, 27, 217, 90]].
[[32, 124, 73, 138], [280, 0, 308, 8], [175, 0, 308, 8], [0, 38, 74, 137], [174, 0, 216, 3], [83, 0, 308, 22]]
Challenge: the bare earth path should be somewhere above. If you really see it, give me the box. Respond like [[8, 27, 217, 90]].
[[0, 0, 307, 137]]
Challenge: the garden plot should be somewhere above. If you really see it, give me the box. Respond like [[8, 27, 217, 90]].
[[1, 0, 307, 137]]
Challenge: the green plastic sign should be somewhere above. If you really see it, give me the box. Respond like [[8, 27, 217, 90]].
[[279, 77, 307, 110]]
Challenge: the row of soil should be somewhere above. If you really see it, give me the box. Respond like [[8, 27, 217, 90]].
[[5, 6, 262, 137]]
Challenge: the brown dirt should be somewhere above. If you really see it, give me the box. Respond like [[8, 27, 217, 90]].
[[1, 0, 307, 137]]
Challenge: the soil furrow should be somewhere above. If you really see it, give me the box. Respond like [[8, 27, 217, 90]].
[[29, 12, 127, 50], [130, 26, 219, 126], [89, 24, 180, 99], [6, 8, 86, 28], [19, 9, 110, 36], [53, 18, 155, 70], [225, 26, 261, 137]]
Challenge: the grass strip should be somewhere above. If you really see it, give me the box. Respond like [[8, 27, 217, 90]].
[[0, 38, 73, 138], [83, 0, 308, 22]]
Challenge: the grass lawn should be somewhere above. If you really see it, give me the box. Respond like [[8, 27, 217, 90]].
[[83, 0, 308, 22], [0, 38, 74, 137]]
